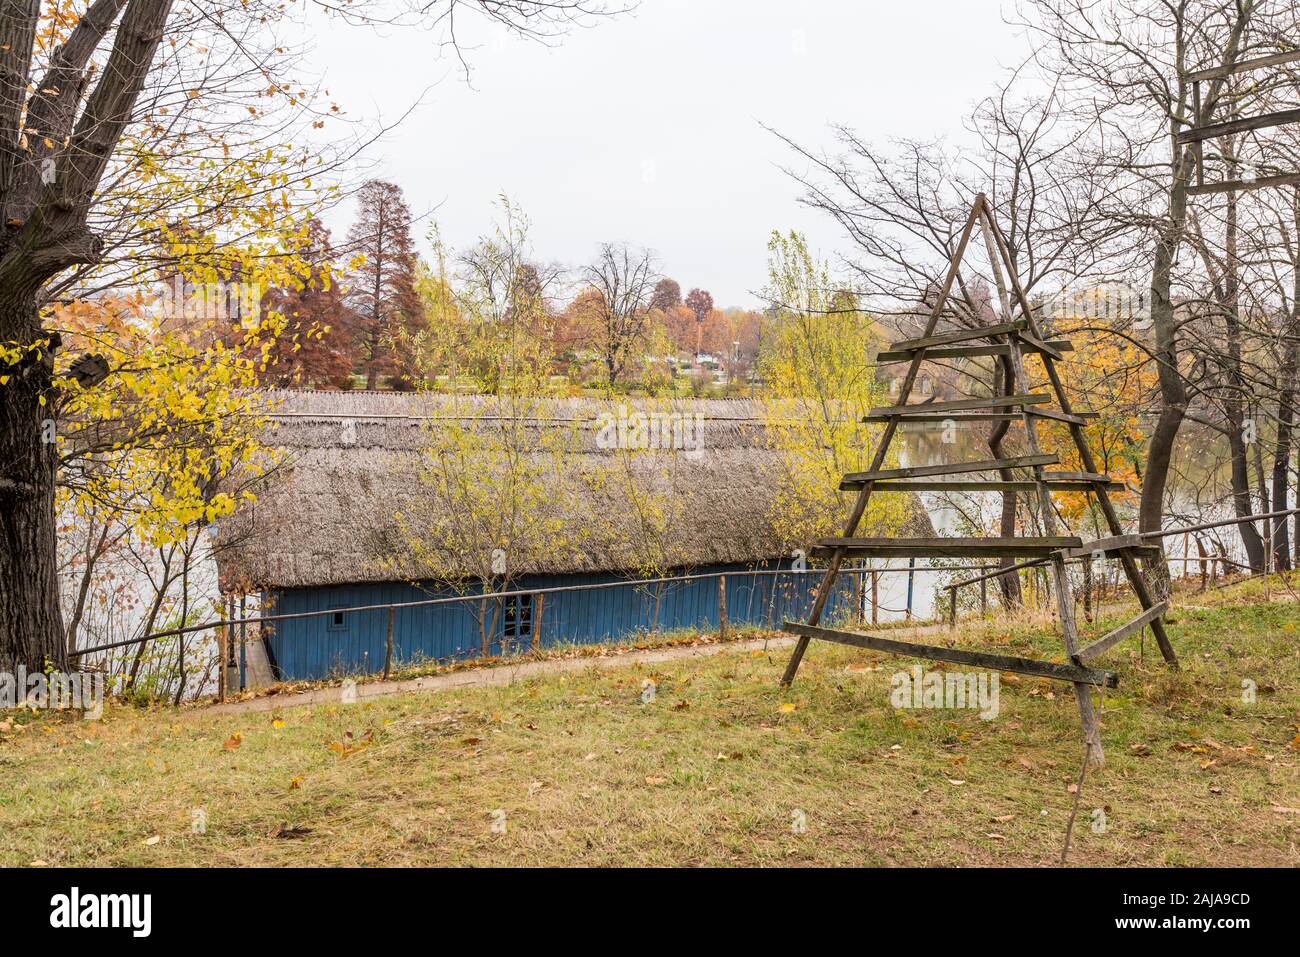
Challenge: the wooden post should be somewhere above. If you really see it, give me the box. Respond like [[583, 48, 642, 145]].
[[870, 568, 879, 625], [217, 614, 227, 703], [1183, 532, 1190, 579], [947, 585, 957, 629], [383, 606, 395, 680], [852, 567, 863, 625], [979, 572, 988, 618], [532, 593, 544, 651], [238, 595, 247, 692], [718, 574, 728, 639], [905, 558, 916, 620]]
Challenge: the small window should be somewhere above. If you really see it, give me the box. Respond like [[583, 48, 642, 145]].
[[502, 594, 534, 641], [328, 608, 347, 632]]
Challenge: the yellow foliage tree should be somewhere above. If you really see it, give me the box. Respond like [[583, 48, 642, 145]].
[[759, 230, 910, 547]]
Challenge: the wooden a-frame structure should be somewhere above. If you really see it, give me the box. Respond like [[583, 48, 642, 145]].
[[779, 194, 1179, 765]]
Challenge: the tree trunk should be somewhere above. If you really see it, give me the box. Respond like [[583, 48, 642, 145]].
[[1139, 156, 1195, 599], [1272, 345, 1296, 570], [0, 302, 65, 675]]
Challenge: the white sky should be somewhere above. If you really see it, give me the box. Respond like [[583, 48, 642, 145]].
[[308, 0, 1026, 307]]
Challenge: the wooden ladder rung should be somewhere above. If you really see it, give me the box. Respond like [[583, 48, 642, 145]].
[[887, 412, 1022, 423], [1018, 332, 1066, 361], [863, 478, 1125, 493], [1043, 471, 1114, 483], [877, 340, 1073, 363], [810, 535, 1082, 559], [783, 621, 1119, 687], [864, 394, 1052, 419], [1074, 602, 1169, 663], [887, 320, 1029, 352], [1025, 407, 1098, 426], [1060, 534, 1163, 560], [841, 453, 1058, 487]]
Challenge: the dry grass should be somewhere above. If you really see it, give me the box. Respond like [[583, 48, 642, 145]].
[[2, 582, 1298, 867]]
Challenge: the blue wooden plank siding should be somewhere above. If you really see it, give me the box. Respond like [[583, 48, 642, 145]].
[[259, 559, 859, 681]]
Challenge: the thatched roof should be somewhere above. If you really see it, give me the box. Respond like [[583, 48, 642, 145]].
[[216, 390, 931, 590]]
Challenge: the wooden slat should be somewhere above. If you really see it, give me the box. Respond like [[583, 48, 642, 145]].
[[1060, 533, 1153, 558], [1176, 107, 1300, 145], [865, 393, 1051, 419], [862, 479, 1124, 493], [1075, 602, 1169, 663], [810, 535, 1082, 559], [783, 621, 1119, 687], [1043, 471, 1114, 483], [1024, 407, 1098, 426], [1018, 332, 1065, 361], [876, 340, 1073, 363], [889, 412, 1021, 423], [1186, 49, 1300, 82], [888, 320, 1028, 352], [841, 453, 1058, 487], [1187, 170, 1300, 196]]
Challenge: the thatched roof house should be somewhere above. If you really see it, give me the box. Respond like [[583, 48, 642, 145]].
[[213, 390, 938, 682], [216, 390, 930, 592]]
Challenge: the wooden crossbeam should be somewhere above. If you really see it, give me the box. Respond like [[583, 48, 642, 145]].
[[1186, 170, 1300, 196], [1186, 49, 1300, 82], [1043, 471, 1113, 483], [1024, 407, 1098, 426], [841, 453, 1058, 487], [887, 320, 1028, 352], [783, 622, 1119, 687], [865, 393, 1051, 419], [876, 340, 1073, 363], [810, 535, 1081, 559], [1075, 603, 1169, 663], [865, 478, 1124, 493], [881, 412, 1021, 423], [1059, 533, 1158, 559], [1018, 332, 1065, 361], [1176, 107, 1300, 145]]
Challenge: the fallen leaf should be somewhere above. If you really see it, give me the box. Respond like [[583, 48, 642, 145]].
[[947, 779, 967, 786], [142, 835, 160, 846], [222, 731, 242, 750], [645, 776, 667, 786], [288, 777, 302, 790], [778, 703, 797, 714]]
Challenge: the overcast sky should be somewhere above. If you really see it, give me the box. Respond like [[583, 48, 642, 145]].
[[309, 0, 1027, 307]]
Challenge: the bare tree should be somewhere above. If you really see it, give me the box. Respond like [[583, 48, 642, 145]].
[[583, 242, 660, 390], [1017, 0, 1300, 588]]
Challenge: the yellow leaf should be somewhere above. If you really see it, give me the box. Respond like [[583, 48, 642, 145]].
[[222, 731, 242, 750], [778, 703, 796, 713]]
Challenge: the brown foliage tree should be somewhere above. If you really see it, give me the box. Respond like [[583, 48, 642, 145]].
[[260, 219, 357, 388], [345, 180, 426, 389]]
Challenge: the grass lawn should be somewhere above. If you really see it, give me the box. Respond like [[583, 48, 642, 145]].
[[3, 581, 1298, 866]]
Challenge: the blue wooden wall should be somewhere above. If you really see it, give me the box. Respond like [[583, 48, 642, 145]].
[[258, 559, 858, 681]]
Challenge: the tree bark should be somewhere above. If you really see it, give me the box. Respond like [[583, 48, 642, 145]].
[[0, 300, 65, 674]]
